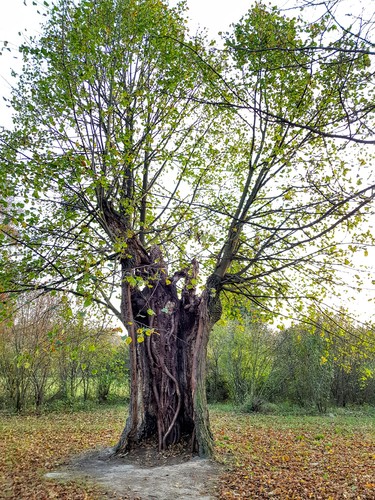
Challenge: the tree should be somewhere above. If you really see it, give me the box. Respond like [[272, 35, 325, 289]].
[[314, 307, 375, 407], [0, 292, 61, 411], [1, 0, 375, 456], [271, 322, 333, 412], [269, 306, 375, 410], [208, 314, 274, 406], [93, 334, 129, 404], [0, 292, 128, 410], [53, 307, 127, 403]]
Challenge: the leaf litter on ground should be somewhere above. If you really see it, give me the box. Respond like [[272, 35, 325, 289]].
[[211, 410, 375, 499], [0, 406, 374, 499]]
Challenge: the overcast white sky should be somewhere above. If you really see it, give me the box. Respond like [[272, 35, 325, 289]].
[[0, 0, 361, 122], [0, 0, 253, 125], [0, 0, 374, 321]]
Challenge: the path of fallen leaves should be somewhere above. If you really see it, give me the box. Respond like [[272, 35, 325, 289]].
[[0, 406, 374, 499], [211, 411, 375, 499]]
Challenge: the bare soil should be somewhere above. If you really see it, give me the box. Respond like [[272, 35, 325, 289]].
[[45, 446, 222, 499]]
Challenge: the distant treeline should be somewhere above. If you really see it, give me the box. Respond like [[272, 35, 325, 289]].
[[1, 294, 374, 414], [207, 311, 375, 413], [0, 293, 129, 412]]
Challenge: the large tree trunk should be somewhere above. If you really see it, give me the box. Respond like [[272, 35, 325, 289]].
[[115, 253, 221, 457], [100, 202, 220, 456]]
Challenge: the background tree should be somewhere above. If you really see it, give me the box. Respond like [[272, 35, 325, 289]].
[[93, 335, 128, 404], [206, 305, 375, 412], [316, 308, 375, 407], [0, 293, 60, 411], [208, 313, 274, 407], [271, 322, 333, 412], [206, 323, 229, 404], [1, 0, 375, 456], [268, 306, 375, 411], [0, 292, 128, 411]]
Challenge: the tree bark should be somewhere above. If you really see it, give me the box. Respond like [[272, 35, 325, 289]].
[[100, 202, 219, 456], [115, 254, 220, 457]]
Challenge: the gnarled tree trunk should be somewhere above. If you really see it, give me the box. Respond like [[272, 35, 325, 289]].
[[101, 200, 221, 456], [115, 251, 222, 457]]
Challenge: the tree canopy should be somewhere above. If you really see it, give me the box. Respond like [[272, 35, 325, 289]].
[[1, 0, 374, 315]]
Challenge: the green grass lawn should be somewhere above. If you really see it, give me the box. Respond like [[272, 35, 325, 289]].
[[0, 405, 374, 499]]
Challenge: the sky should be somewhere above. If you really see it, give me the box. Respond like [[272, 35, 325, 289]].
[[0, 0, 252, 125], [0, 0, 374, 321], [0, 0, 363, 123]]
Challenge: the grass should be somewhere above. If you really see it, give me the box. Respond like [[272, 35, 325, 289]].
[[0, 404, 374, 499]]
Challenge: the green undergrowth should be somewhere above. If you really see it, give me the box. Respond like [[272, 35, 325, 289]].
[[210, 401, 375, 418]]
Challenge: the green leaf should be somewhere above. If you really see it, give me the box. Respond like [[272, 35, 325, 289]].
[[84, 297, 92, 307]]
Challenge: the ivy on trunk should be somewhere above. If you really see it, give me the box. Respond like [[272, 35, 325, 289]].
[[117, 254, 216, 455]]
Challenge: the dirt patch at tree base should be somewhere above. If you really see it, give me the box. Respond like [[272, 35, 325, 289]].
[[45, 447, 222, 499]]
